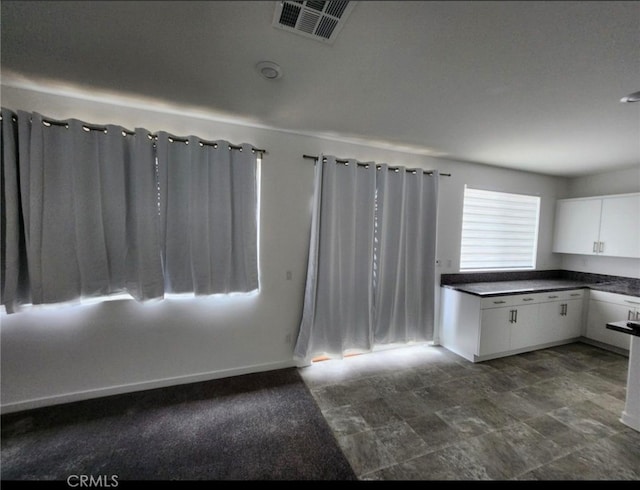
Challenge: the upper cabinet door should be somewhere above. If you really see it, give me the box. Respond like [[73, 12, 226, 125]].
[[552, 198, 602, 255], [598, 195, 640, 258]]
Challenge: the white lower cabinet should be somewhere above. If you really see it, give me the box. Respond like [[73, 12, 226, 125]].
[[478, 307, 512, 357], [508, 304, 540, 351], [538, 293, 584, 344], [585, 290, 635, 352], [440, 287, 585, 362]]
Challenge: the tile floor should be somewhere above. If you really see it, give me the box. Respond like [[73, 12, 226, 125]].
[[298, 342, 640, 480]]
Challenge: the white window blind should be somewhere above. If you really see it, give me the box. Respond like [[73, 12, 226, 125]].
[[460, 187, 540, 271]]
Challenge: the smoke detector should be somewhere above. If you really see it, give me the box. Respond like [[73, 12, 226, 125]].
[[256, 61, 283, 80], [273, 1, 357, 44]]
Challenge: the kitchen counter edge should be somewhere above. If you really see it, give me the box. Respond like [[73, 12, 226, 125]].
[[442, 282, 640, 299]]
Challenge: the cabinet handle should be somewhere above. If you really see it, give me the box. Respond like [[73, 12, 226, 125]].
[[624, 300, 640, 305], [570, 293, 581, 297], [593, 241, 598, 253], [629, 310, 634, 320], [562, 304, 568, 316], [548, 295, 559, 299], [599, 242, 604, 253], [508, 310, 514, 323], [514, 310, 518, 323], [493, 300, 506, 304], [522, 298, 534, 302]]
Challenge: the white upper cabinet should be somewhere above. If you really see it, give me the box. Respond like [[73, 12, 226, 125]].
[[552, 193, 640, 258], [598, 195, 640, 258], [553, 198, 602, 255]]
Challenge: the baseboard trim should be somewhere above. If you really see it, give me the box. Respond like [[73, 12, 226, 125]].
[[578, 337, 629, 357], [0, 359, 297, 415]]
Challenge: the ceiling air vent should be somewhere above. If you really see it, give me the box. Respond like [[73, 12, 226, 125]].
[[272, 1, 357, 44]]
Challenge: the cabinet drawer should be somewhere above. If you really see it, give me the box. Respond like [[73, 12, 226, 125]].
[[480, 296, 520, 309], [540, 289, 585, 302], [481, 290, 585, 309], [480, 292, 544, 309]]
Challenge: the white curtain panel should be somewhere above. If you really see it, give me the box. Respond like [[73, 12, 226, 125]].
[[0, 110, 164, 311], [1, 109, 260, 313], [1, 108, 28, 312], [295, 156, 376, 361], [295, 157, 439, 363], [374, 165, 439, 344], [155, 134, 258, 295]]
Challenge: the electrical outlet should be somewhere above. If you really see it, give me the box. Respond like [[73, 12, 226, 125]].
[[286, 270, 292, 280]]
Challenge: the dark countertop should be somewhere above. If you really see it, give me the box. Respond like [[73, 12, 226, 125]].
[[443, 279, 640, 298], [607, 321, 640, 337], [591, 281, 640, 297]]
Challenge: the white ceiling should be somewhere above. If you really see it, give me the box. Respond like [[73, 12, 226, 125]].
[[1, 1, 639, 177]]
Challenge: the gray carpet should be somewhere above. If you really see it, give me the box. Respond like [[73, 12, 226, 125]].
[[1, 368, 357, 481]]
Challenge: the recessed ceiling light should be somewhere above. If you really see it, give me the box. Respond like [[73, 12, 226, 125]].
[[256, 61, 282, 80], [620, 91, 640, 103]]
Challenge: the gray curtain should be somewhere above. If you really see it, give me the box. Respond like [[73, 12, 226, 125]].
[[155, 133, 258, 294], [0, 110, 164, 312], [295, 156, 376, 361], [295, 156, 439, 363], [1, 109, 259, 313], [1, 108, 29, 312], [374, 165, 439, 344]]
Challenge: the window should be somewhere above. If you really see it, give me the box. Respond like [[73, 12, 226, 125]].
[[460, 186, 540, 271]]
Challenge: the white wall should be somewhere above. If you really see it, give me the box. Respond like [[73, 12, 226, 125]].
[[559, 166, 640, 278], [565, 166, 640, 198], [0, 83, 565, 412]]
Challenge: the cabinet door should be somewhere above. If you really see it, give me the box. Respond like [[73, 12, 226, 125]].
[[509, 304, 540, 350], [561, 299, 584, 339], [479, 308, 511, 356], [539, 299, 583, 343], [553, 198, 602, 255], [586, 300, 631, 350], [539, 300, 564, 343], [598, 195, 640, 258]]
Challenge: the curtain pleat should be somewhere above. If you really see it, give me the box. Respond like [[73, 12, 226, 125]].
[[295, 157, 439, 362], [230, 143, 259, 292], [101, 125, 129, 292], [1, 109, 29, 313], [207, 140, 233, 293], [124, 128, 165, 301], [294, 158, 324, 361], [156, 133, 258, 295]]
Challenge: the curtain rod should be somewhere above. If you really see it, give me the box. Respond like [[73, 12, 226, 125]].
[[0, 113, 267, 154], [303, 154, 452, 177]]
